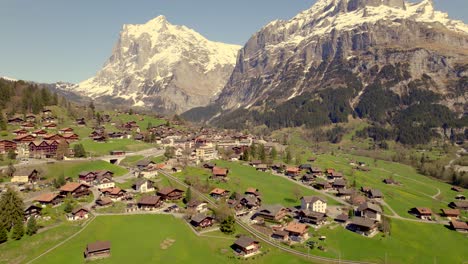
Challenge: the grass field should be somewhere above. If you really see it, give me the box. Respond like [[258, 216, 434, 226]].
[[73, 138, 154, 156], [34, 215, 312, 264], [119, 155, 144, 167], [174, 160, 340, 207], [306, 219, 468, 263], [0, 224, 81, 264], [37, 160, 128, 180]]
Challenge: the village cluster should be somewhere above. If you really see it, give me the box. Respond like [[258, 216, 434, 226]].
[[0, 110, 467, 261]]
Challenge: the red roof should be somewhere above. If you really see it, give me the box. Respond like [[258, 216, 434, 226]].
[[34, 193, 59, 202], [60, 182, 88, 192], [212, 167, 228, 176]]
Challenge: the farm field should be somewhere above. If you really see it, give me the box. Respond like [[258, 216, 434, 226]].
[[33, 215, 312, 264], [174, 160, 341, 207]]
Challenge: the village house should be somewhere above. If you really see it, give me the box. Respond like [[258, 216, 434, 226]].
[[383, 178, 399, 185], [67, 207, 90, 221], [34, 192, 63, 207], [299, 164, 312, 172], [136, 160, 158, 178], [94, 172, 115, 189], [157, 187, 184, 201], [271, 230, 289, 241], [441, 208, 460, 219], [190, 213, 214, 228], [232, 236, 260, 257], [297, 210, 327, 226], [240, 195, 261, 210], [12, 129, 28, 136], [8, 116, 24, 124], [412, 207, 433, 220], [0, 140, 17, 154], [255, 204, 288, 221], [211, 166, 229, 180], [450, 220, 468, 233], [100, 187, 126, 201], [20, 122, 35, 130], [245, 187, 261, 197], [301, 174, 316, 184], [58, 127, 74, 134], [84, 241, 111, 260], [367, 189, 384, 199], [451, 186, 464, 192], [300, 196, 327, 213], [347, 217, 378, 236], [14, 134, 36, 143], [195, 145, 217, 161], [255, 164, 269, 172], [32, 129, 48, 137], [137, 196, 163, 210], [186, 200, 208, 213], [11, 169, 39, 184], [76, 118, 86, 126], [284, 221, 309, 242], [132, 179, 155, 193], [334, 213, 349, 223], [24, 204, 42, 220], [286, 167, 300, 177], [29, 140, 65, 158], [59, 182, 91, 198], [95, 197, 113, 207], [449, 201, 468, 210], [356, 202, 382, 222], [42, 122, 57, 129], [209, 188, 230, 199], [314, 181, 332, 190], [337, 188, 354, 200]]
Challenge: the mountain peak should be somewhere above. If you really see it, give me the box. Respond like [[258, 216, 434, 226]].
[[146, 15, 168, 26]]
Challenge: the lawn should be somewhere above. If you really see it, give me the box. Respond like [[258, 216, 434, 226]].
[[0, 224, 80, 264], [111, 112, 166, 129], [307, 219, 468, 263], [33, 215, 312, 264], [37, 160, 128, 180], [73, 138, 154, 157], [174, 161, 340, 207], [119, 155, 144, 167]]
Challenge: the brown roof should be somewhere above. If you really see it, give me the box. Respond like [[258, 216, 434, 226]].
[[101, 187, 124, 195], [301, 196, 326, 204], [415, 207, 432, 215], [450, 220, 468, 230], [86, 241, 111, 253], [96, 197, 113, 205], [60, 182, 88, 192], [72, 207, 89, 215], [234, 236, 258, 248], [34, 193, 59, 202], [138, 196, 161, 205], [157, 187, 183, 196], [212, 167, 228, 176], [441, 208, 460, 216], [210, 188, 228, 195], [246, 187, 258, 194], [284, 222, 308, 234], [350, 217, 376, 229]]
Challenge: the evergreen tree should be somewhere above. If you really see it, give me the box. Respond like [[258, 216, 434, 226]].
[[10, 219, 24, 240], [0, 114, 6, 130], [7, 150, 17, 160], [270, 147, 277, 161], [56, 140, 69, 160], [53, 174, 66, 189], [0, 188, 25, 231], [284, 149, 292, 164], [184, 187, 192, 204], [26, 217, 38, 236], [63, 200, 73, 214], [250, 144, 257, 160], [258, 144, 266, 163], [73, 144, 87, 158], [0, 224, 7, 244], [220, 216, 236, 234], [242, 148, 250, 161]]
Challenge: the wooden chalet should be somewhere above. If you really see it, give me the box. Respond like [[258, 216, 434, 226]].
[[332, 179, 347, 190], [190, 213, 214, 228], [24, 205, 42, 220], [334, 213, 349, 223], [68, 207, 90, 221], [298, 210, 327, 225], [367, 189, 384, 199], [20, 122, 35, 130], [271, 230, 289, 241], [212, 167, 229, 179], [0, 140, 17, 154], [449, 200, 468, 210], [32, 129, 48, 137], [43, 134, 64, 141], [284, 221, 309, 241], [441, 208, 460, 218], [34, 193, 62, 206], [62, 133, 79, 141], [29, 140, 65, 158], [209, 188, 230, 199], [132, 179, 155, 193], [450, 220, 468, 233], [451, 186, 464, 192], [12, 169, 39, 183], [59, 182, 91, 198], [356, 202, 382, 222], [157, 187, 184, 201], [412, 207, 433, 220], [95, 197, 113, 207], [100, 187, 126, 200], [59, 127, 74, 134], [8, 116, 24, 124], [286, 167, 300, 177], [232, 236, 260, 256], [348, 217, 378, 236], [14, 134, 36, 143], [84, 241, 111, 259], [255, 205, 288, 221], [137, 196, 163, 210], [42, 123, 57, 129]]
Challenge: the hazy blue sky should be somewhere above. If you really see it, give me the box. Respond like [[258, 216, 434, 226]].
[[0, 0, 467, 83]]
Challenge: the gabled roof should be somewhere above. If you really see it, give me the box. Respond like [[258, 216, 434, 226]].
[[86, 241, 111, 253], [234, 236, 258, 248], [71, 207, 89, 215], [357, 202, 382, 213], [285, 221, 308, 234], [301, 196, 326, 204], [34, 193, 60, 202], [191, 213, 212, 223], [138, 196, 162, 205], [258, 204, 285, 216], [60, 182, 89, 192], [450, 220, 468, 230], [212, 167, 228, 176], [210, 188, 228, 195], [157, 187, 184, 196], [350, 217, 376, 228]]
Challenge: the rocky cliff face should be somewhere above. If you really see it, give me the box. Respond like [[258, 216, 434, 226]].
[[214, 0, 468, 116], [72, 16, 241, 114]]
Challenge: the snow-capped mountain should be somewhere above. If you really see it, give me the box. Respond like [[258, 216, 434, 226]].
[[73, 16, 241, 113], [0, 76, 18, 82], [213, 0, 468, 112]]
